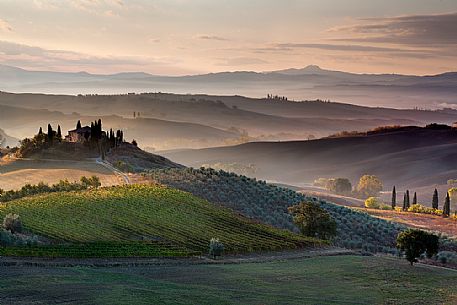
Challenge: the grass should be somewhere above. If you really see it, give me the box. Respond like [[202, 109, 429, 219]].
[[0, 158, 121, 190], [0, 184, 320, 257], [0, 255, 456, 304]]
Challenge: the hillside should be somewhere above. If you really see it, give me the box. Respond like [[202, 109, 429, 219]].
[[0, 103, 241, 150], [1, 64, 457, 109], [0, 184, 320, 257], [0, 128, 19, 148], [2, 91, 457, 151], [163, 125, 457, 190]]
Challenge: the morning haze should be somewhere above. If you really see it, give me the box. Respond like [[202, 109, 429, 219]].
[[1, 1, 457, 304]]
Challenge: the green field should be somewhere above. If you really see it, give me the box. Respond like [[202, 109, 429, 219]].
[[1, 255, 456, 305], [0, 185, 320, 257]]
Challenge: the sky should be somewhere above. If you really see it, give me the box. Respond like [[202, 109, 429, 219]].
[[0, 0, 456, 75]]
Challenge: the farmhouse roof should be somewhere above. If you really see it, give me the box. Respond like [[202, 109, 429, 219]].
[[68, 126, 91, 133]]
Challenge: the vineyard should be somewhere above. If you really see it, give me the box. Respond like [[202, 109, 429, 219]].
[[0, 184, 321, 257], [146, 168, 418, 254]]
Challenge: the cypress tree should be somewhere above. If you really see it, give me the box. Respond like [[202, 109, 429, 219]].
[[391, 186, 396, 209], [403, 193, 407, 211], [47, 124, 53, 144], [406, 190, 410, 210], [76, 120, 82, 130], [432, 189, 439, 209], [412, 192, 417, 205], [443, 192, 451, 217], [57, 125, 62, 140], [38, 127, 43, 135]]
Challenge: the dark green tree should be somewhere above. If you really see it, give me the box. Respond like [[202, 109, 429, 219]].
[[405, 190, 410, 210], [47, 124, 53, 144], [432, 189, 439, 209], [402, 193, 407, 211], [397, 229, 439, 265], [76, 120, 82, 130], [391, 186, 396, 209], [443, 192, 451, 217], [57, 125, 62, 141], [38, 127, 43, 135], [288, 201, 337, 240], [412, 192, 417, 205]]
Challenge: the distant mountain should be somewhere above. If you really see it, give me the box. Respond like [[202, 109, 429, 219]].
[[163, 125, 457, 189], [1, 64, 457, 108]]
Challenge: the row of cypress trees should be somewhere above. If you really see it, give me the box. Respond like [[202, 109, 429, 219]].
[[391, 186, 452, 217]]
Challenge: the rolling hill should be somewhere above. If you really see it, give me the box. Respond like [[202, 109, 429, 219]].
[[0, 184, 320, 257], [2, 91, 457, 151], [163, 125, 457, 192]]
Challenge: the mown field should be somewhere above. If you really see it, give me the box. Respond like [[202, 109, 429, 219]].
[[0, 158, 121, 190], [0, 185, 320, 257], [1, 255, 456, 305]]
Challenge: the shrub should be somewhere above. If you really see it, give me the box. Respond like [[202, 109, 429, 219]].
[[380, 204, 393, 210], [397, 229, 439, 265], [209, 238, 224, 259], [408, 204, 442, 216], [436, 251, 457, 264], [365, 197, 382, 209], [3, 213, 22, 234]]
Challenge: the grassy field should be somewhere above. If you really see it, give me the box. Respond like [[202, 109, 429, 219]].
[[1, 255, 456, 305], [0, 158, 121, 190], [0, 184, 319, 257]]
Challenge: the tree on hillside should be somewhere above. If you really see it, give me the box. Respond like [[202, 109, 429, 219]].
[[443, 192, 451, 217], [38, 127, 43, 135], [47, 124, 53, 144], [76, 120, 82, 130], [288, 201, 337, 240], [57, 125, 62, 141], [391, 186, 396, 209], [405, 190, 410, 210], [412, 192, 417, 205], [356, 175, 383, 198], [326, 178, 352, 195], [397, 229, 439, 265], [432, 189, 439, 209]]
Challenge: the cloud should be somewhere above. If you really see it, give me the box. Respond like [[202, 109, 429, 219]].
[[0, 40, 174, 72], [329, 12, 457, 46], [217, 57, 268, 66], [274, 43, 417, 53], [0, 19, 12, 32], [195, 35, 228, 41], [33, 0, 125, 15]]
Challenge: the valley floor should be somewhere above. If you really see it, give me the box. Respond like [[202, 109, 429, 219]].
[[1, 255, 456, 305]]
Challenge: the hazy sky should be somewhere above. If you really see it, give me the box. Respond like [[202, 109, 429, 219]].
[[0, 0, 456, 75]]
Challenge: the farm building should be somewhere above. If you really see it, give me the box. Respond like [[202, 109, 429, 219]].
[[65, 126, 91, 143]]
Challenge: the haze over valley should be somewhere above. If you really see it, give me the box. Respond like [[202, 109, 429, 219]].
[[1, 1, 457, 304]]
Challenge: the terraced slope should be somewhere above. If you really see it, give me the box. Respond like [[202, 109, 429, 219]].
[[0, 184, 320, 257]]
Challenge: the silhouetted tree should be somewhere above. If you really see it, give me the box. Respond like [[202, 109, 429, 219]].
[[38, 127, 43, 135], [412, 192, 417, 205], [432, 189, 439, 209], [57, 125, 62, 141], [47, 124, 53, 144], [405, 190, 410, 210], [403, 193, 407, 211], [391, 186, 396, 209], [397, 229, 439, 265], [76, 120, 82, 130]]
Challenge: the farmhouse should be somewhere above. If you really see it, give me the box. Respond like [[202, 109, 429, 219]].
[[65, 126, 91, 143]]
